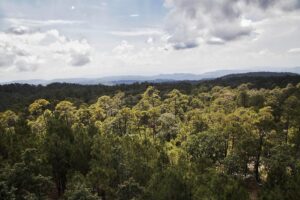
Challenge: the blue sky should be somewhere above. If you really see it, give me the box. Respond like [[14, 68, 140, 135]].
[[0, 0, 300, 81]]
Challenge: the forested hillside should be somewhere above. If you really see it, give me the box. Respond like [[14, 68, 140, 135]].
[[1, 77, 300, 199]]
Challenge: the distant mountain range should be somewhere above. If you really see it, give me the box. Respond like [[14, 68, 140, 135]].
[[2, 67, 300, 86], [220, 72, 299, 79]]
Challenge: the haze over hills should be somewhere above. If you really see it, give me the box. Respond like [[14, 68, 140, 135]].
[[2, 67, 300, 86]]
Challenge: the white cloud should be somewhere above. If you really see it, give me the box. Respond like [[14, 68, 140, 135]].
[[288, 48, 300, 53], [110, 28, 164, 37], [109, 40, 168, 68], [15, 55, 43, 72], [164, 0, 300, 49], [0, 27, 92, 72], [112, 40, 135, 54], [4, 18, 84, 28], [258, 49, 272, 55], [7, 26, 30, 35], [130, 14, 139, 17], [147, 37, 154, 44], [207, 37, 225, 45], [69, 52, 91, 66], [0, 50, 15, 67], [0, 0, 300, 81]]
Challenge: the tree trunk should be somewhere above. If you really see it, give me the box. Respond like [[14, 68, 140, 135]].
[[254, 133, 264, 182], [285, 117, 289, 144]]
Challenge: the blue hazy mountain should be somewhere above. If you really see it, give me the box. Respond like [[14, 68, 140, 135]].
[[2, 67, 300, 85]]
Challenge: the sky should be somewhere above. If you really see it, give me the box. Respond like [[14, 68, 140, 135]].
[[0, 0, 300, 81]]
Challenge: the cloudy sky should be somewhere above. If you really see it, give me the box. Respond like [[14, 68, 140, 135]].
[[0, 0, 300, 81]]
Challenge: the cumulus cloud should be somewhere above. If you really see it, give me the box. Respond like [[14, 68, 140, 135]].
[[288, 48, 300, 53], [14, 56, 43, 71], [112, 40, 135, 54], [0, 51, 15, 67], [164, 0, 300, 50], [0, 27, 92, 71], [69, 52, 91, 66], [109, 40, 167, 68]]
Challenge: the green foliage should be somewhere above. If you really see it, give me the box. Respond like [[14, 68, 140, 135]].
[[64, 173, 98, 200], [0, 148, 53, 199], [145, 167, 190, 200], [187, 131, 227, 166], [1, 81, 300, 199], [117, 177, 144, 200]]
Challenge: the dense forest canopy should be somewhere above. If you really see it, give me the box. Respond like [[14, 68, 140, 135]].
[[1, 74, 300, 112], [1, 76, 300, 199]]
